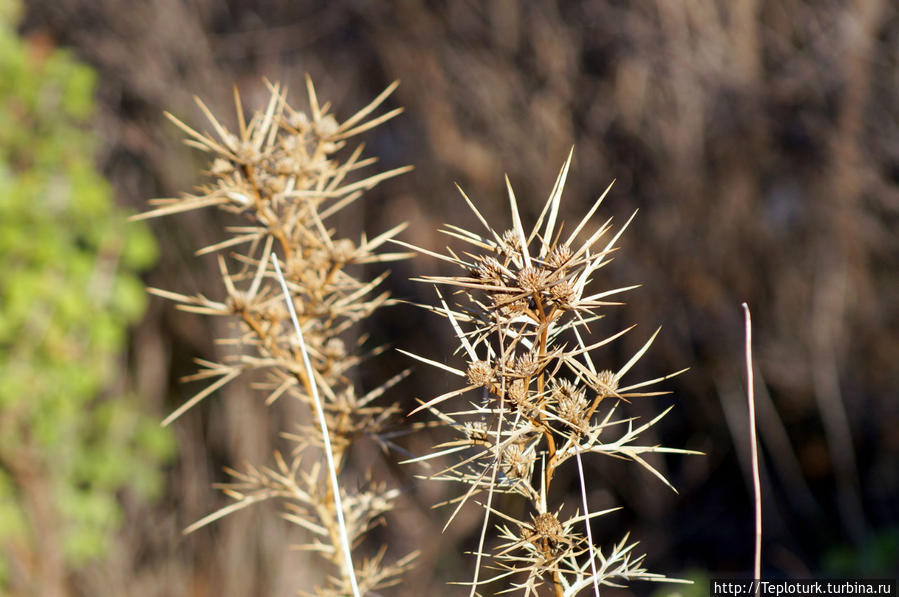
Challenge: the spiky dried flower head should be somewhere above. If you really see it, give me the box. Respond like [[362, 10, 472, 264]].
[[551, 379, 589, 432], [492, 293, 529, 316], [472, 255, 505, 283], [520, 511, 570, 564], [595, 369, 619, 398], [511, 352, 539, 378], [501, 229, 522, 254], [507, 379, 538, 416], [545, 243, 573, 271], [548, 279, 576, 310], [466, 359, 494, 387], [501, 443, 534, 481], [323, 338, 347, 361], [331, 239, 356, 263], [211, 157, 235, 176], [517, 266, 547, 293], [464, 421, 489, 442], [532, 512, 564, 544]]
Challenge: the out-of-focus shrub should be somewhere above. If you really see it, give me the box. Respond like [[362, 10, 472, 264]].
[[0, 0, 172, 592]]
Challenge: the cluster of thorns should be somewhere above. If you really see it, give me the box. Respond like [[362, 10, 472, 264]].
[[134, 79, 417, 596], [400, 151, 690, 596], [135, 79, 689, 597]]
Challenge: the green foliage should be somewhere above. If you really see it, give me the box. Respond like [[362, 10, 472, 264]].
[[0, 0, 172, 586]]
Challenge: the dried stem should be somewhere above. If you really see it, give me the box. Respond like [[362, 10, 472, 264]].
[[742, 302, 762, 586], [273, 254, 360, 597]]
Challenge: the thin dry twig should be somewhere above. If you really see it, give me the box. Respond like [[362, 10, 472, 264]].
[[742, 302, 762, 587], [274, 254, 360, 597]]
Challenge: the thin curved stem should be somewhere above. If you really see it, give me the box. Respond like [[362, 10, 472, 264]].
[[274, 254, 360, 597]]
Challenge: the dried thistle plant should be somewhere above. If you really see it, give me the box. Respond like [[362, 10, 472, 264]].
[[132, 78, 416, 596], [399, 151, 696, 596]]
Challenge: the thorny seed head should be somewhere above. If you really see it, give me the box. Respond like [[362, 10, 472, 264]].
[[501, 443, 532, 480], [501, 229, 521, 254], [525, 512, 566, 558], [508, 378, 529, 403], [286, 110, 309, 129], [234, 139, 255, 162], [548, 279, 576, 309], [533, 512, 564, 540], [466, 360, 494, 387], [507, 379, 537, 416], [265, 173, 287, 194], [472, 256, 505, 283], [323, 338, 346, 360], [511, 352, 539, 377], [550, 379, 582, 402], [331, 239, 355, 263], [224, 291, 247, 312], [211, 157, 235, 176], [546, 243, 573, 270], [491, 293, 528, 316], [315, 114, 340, 138], [551, 380, 589, 432], [517, 266, 546, 293], [595, 369, 619, 398]]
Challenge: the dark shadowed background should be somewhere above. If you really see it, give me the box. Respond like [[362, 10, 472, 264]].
[[17, 1, 899, 595]]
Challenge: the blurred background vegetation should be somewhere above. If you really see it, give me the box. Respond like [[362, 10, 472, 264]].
[[2, 0, 896, 595], [0, 0, 173, 595]]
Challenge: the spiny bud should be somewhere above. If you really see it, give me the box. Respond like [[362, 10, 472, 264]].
[[517, 266, 547, 293], [501, 443, 532, 480], [323, 338, 346, 360], [211, 157, 235, 175], [533, 512, 564, 540], [507, 379, 538, 416], [501, 229, 522, 254], [466, 360, 494, 387], [595, 369, 619, 397], [287, 110, 309, 130], [491, 293, 529, 316], [472, 256, 504, 283], [551, 380, 588, 432], [546, 244, 573, 270], [331, 239, 355, 263], [512, 352, 539, 377], [508, 378, 529, 404], [315, 114, 339, 138], [549, 280, 576, 309]]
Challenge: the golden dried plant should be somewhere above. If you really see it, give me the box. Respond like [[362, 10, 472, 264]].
[[132, 78, 416, 596], [398, 151, 696, 596]]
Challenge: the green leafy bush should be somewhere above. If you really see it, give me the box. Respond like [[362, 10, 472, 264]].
[[0, 0, 172, 588]]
